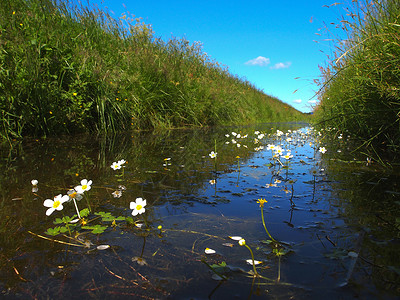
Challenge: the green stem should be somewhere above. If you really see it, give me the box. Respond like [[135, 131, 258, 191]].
[[85, 194, 92, 212], [62, 212, 72, 236], [260, 206, 278, 243], [244, 244, 259, 277], [73, 199, 81, 219], [277, 255, 281, 282]]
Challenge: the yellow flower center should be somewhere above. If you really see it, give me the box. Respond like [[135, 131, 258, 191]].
[[82, 184, 87, 190], [136, 204, 142, 210], [53, 200, 61, 208], [70, 192, 77, 198]]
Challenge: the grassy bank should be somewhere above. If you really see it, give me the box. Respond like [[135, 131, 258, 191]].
[[0, 0, 305, 140], [314, 0, 400, 163]]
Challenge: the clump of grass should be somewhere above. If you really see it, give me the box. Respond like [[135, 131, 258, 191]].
[[314, 0, 400, 163], [0, 0, 305, 140]]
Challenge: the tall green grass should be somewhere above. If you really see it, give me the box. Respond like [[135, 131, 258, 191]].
[[315, 0, 400, 162], [0, 0, 304, 139]]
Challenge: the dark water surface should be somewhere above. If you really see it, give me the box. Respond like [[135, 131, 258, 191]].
[[0, 123, 399, 299]]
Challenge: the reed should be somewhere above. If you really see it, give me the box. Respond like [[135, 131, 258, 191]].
[[314, 0, 400, 162], [0, 0, 305, 140]]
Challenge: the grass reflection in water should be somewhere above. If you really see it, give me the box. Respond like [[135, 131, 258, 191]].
[[0, 123, 399, 299]]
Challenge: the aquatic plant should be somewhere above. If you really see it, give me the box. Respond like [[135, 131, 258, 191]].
[[238, 239, 260, 277], [256, 198, 279, 244]]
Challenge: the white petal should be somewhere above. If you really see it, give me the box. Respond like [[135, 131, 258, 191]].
[[246, 259, 262, 265], [229, 236, 243, 241], [60, 195, 69, 203], [131, 209, 139, 216], [43, 199, 54, 208], [54, 194, 63, 201], [46, 207, 55, 216], [205, 248, 216, 254], [75, 186, 84, 194], [55, 204, 64, 211], [136, 198, 146, 207], [97, 245, 110, 250]]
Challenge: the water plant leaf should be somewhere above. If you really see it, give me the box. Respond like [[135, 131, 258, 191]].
[[80, 208, 90, 217], [95, 211, 115, 221], [82, 225, 107, 234], [59, 226, 68, 234], [125, 217, 134, 225], [45, 227, 61, 236]]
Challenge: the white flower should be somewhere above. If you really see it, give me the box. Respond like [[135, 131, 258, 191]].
[[75, 179, 92, 194], [238, 239, 246, 246], [319, 147, 327, 154], [132, 256, 147, 265], [275, 147, 284, 156], [205, 248, 216, 254], [209, 179, 216, 185], [229, 236, 243, 241], [31, 179, 38, 186], [43, 194, 69, 216], [67, 189, 83, 201], [130, 197, 146, 216], [246, 259, 262, 265], [281, 153, 293, 160], [112, 190, 122, 198], [267, 144, 275, 151], [258, 133, 265, 139], [209, 151, 217, 159], [111, 161, 122, 170], [117, 159, 126, 165]]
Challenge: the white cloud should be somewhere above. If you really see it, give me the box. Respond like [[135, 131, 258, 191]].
[[308, 99, 318, 104], [270, 62, 292, 69], [293, 99, 302, 104], [245, 56, 270, 66]]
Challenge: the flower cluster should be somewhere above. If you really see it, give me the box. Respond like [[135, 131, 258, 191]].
[[43, 179, 92, 216]]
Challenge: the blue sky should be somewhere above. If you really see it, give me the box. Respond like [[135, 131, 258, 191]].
[[91, 0, 346, 113]]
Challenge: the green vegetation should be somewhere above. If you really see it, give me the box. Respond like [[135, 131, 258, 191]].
[[315, 0, 400, 163], [0, 0, 304, 140]]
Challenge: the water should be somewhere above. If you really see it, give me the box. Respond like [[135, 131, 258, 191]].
[[0, 123, 399, 299]]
